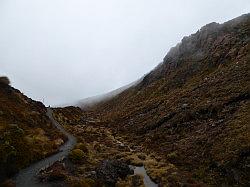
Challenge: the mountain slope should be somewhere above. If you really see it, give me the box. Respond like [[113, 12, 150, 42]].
[[74, 78, 143, 109], [86, 14, 250, 186], [0, 78, 66, 183]]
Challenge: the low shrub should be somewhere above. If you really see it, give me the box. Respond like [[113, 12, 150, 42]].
[[69, 149, 86, 163], [75, 143, 88, 153], [0, 77, 10, 85]]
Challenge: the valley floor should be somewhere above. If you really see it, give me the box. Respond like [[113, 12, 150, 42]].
[[44, 107, 205, 187]]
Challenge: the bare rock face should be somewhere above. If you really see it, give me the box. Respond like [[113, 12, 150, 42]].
[[140, 13, 250, 87]]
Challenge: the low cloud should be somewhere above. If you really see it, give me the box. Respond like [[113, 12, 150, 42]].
[[0, 0, 249, 105]]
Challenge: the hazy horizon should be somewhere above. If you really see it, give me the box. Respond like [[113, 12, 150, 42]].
[[1, 0, 249, 106]]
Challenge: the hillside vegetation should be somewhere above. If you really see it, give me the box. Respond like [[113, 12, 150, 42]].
[[1, 13, 249, 187], [0, 78, 66, 183], [83, 14, 250, 186]]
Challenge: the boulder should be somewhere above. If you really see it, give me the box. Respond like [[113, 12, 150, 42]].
[[96, 159, 134, 185]]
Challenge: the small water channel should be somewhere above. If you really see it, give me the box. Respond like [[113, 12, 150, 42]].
[[114, 138, 158, 187], [131, 165, 158, 187]]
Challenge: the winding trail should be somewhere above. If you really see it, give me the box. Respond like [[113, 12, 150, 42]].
[[14, 108, 77, 187], [13, 108, 157, 187]]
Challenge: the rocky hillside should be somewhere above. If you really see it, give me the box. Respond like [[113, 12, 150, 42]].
[[85, 14, 250, 186], [0, 77, 66, 183]]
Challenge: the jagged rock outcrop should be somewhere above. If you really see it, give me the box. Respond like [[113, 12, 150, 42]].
[[141, 14, 249, 87]]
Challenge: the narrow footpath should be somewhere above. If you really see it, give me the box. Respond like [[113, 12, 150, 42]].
[[13, 108, 77, 187]]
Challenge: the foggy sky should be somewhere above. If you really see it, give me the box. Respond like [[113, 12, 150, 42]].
[[0, 0, 249, 106]]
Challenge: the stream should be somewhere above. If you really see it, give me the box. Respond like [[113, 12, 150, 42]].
[[114, 138, 158, 187], [13, 108, 77, 187], [132, 166, 158, 187], [13, 108, 157, 187]]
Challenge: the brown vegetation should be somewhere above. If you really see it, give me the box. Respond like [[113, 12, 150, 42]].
[[0, 81, 66, 183], [50, 14, 250, 187], [82, 14, 250, 186], [1, 14, 249, 187]]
